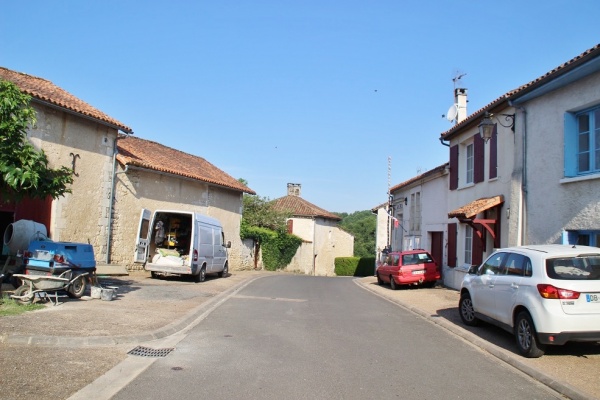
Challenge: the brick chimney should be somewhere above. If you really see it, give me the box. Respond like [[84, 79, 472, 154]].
[[287, 183, 301, 196]]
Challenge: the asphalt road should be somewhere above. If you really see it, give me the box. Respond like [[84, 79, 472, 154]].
[[107, 275, 564, 400]]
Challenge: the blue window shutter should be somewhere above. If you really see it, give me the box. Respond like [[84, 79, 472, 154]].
[[564, 112, 577, 177]]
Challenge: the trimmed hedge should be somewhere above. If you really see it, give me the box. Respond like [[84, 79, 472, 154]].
[[335, 257, 376, 277]]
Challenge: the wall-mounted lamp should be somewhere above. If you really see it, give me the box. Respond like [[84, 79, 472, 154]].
[[404, 197, 408, 206], [478, 111, 515, 143]]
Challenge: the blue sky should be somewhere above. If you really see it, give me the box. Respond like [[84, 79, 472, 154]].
[[2, 1, 599, 213]]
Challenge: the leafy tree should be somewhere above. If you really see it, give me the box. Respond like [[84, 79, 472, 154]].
[[241, 194, 290, 232], [238, 181, 300, 270], [0, 80, 73, 201], [335, 210, 376, 258]]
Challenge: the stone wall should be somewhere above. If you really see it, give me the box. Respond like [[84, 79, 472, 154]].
[[28, 103, 118, 262]]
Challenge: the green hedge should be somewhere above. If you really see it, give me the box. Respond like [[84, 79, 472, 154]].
[[334, 257, 376, 277], [240, 225, 302, 271]]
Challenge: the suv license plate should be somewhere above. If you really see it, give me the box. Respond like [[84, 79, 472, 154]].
[[586, 294, 600, 303], [412, 270, 425, 275]]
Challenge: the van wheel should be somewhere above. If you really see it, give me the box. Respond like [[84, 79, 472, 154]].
[[389, 276, 398, 290], [194, 266, 206, 283], [218, 263, 229, 278]]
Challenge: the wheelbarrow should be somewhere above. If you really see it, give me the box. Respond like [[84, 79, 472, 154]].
[[11, 270, 89, 305]]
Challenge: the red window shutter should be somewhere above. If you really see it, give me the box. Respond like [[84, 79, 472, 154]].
[[447, 223, 457, 267], [489, 124, 498, 179], [287, 219, 293, 234], [449, 145, 459, 190], [474, 133, 484, 183]]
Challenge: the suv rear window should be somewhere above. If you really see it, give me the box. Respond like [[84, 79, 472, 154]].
[[546, 255, 600, 280]]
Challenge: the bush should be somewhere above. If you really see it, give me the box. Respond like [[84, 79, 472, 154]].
[[240, 224, 302, 271], [335, 257, 376, 277]]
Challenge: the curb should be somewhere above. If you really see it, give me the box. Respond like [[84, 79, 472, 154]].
[[1, 274, 264, 348], [354, 278, 596, 400]]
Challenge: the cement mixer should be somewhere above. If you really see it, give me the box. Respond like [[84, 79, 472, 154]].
[[2, 219, 48, 287]]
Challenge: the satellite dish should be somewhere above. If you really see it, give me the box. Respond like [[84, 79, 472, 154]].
[[446, 104, 458, 122]]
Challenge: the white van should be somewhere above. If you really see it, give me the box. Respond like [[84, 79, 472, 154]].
[[134, 209, 230, 282]]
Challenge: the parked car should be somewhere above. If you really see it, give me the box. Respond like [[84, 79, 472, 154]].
[[376, 249, 440, 289], [459, 244, 600, 358]]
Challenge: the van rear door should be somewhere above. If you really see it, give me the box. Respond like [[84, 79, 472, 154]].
[[213, 228, 227, 271], [134, 208, 152, 263]]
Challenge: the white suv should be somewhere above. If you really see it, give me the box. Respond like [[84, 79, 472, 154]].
[[459, 244, 600, 358]]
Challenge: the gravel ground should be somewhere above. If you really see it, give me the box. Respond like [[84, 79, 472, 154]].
[[0, 270, 263, 400]]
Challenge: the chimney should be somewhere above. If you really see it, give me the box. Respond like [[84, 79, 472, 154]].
[[287, 183, 301, 197], [454, 88, 468, 123]]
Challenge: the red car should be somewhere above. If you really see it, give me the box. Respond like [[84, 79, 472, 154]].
[[376, 250, 440, 289]]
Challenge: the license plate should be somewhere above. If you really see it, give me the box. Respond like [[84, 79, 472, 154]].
[[27, 270, 47, 276], [586, 294, 600, 303], [412, 270, 425, 275]]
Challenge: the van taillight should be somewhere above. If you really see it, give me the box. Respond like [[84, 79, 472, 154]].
[[537, 284, 580, 300], [193, 249, 198, 262]]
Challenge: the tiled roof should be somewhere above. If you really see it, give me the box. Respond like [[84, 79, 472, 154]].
[[389, 163, 449, 193], [448, 195, 504, 220], [0, 67, 132, 133], [441, 42, 600, 140], [271, 195, 341, 221], [116, 135, 255, 194]]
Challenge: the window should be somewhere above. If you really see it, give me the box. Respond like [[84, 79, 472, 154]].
[[504, 253, 531, 276], [565, 106, 600, 177], [479, 252, 505, 275], [564, 230, 600, 247], [464, 225, 473, 265], [546, 256, 600, 280], [466, 143, 474, 183], [410, 192, 421, 232]]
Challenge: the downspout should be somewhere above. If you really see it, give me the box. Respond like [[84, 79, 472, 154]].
[[520, 106, 528, 246], [439, 137, 450, 147], [313, 217, 317, 276], [106, 138, 118, 263], [106, 135, 129, 263], [509, 102, 527, 246]]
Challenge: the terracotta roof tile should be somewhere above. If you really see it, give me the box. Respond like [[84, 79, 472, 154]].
[[441, 42, 600, 140], [271, 195, 341, 220], [448, 195, 504, 220], [116, 135, 255, 194], [0, 67, 132, 133]]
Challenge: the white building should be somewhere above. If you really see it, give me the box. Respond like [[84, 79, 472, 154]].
[[440, 43, 600, 289]]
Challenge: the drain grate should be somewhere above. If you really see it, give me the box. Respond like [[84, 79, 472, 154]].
[[128, 346, 174, 358]]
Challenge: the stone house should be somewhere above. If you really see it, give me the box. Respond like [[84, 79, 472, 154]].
[[272, 183, 354, 276], [0, 67, 255, 270], [440, 42, 600, 289], [112, 135, 255, 268], [0, 67, 132, 262]]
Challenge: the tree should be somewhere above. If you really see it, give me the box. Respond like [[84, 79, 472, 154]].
[[336, 210, 376, 258], [238, 180, 300, 270], [241, 194, 290, 232], [0, 80, 73, 201]]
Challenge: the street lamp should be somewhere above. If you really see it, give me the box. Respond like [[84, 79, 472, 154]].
[[478, 111, 515, 142]]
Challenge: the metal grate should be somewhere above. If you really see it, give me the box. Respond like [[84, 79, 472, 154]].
[[128, 346, 174, 358]]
